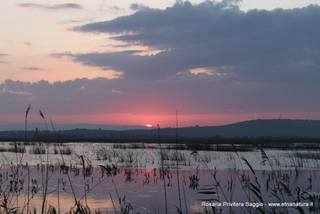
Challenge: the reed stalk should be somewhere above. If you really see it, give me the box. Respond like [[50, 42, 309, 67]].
[[157, 124, 168, 214]]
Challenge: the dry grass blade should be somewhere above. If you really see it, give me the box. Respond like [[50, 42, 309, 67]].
[[241, 157, 256, 176]]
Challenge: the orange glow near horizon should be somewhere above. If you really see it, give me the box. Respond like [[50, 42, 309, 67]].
[[1, 112, 320, 128]]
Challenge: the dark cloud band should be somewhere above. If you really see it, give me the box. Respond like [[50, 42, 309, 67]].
[[18, 3, 83, 11], [74, 1, 320, 82]]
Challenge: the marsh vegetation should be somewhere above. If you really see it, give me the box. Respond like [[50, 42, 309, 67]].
[[0, 108, 318, 213], [0, 141, 319, 213]]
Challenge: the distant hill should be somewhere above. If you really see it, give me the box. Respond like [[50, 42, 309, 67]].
[[167, 119, 320, 138], [0, 119, 320, 142]]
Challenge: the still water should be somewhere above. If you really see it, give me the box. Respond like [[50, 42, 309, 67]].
[[0, 142, 319, 213]]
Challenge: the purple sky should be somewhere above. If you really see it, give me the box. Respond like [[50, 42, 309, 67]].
[[1, 0, 320, 127]]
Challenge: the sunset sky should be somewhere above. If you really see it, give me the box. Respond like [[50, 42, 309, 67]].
[[1, 0, 320, 128]]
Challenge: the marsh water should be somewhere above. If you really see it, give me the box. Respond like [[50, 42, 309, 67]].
[[0, 142, 320, 213]]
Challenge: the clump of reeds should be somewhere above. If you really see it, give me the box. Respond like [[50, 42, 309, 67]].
[[0, 144, 26, 153], [30, 144, 46, 154], [54, 145, 72, 155]]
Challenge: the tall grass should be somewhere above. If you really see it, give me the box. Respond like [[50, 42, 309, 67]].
[[158, 124, 168, 214], [0, 108, 319, 214]]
